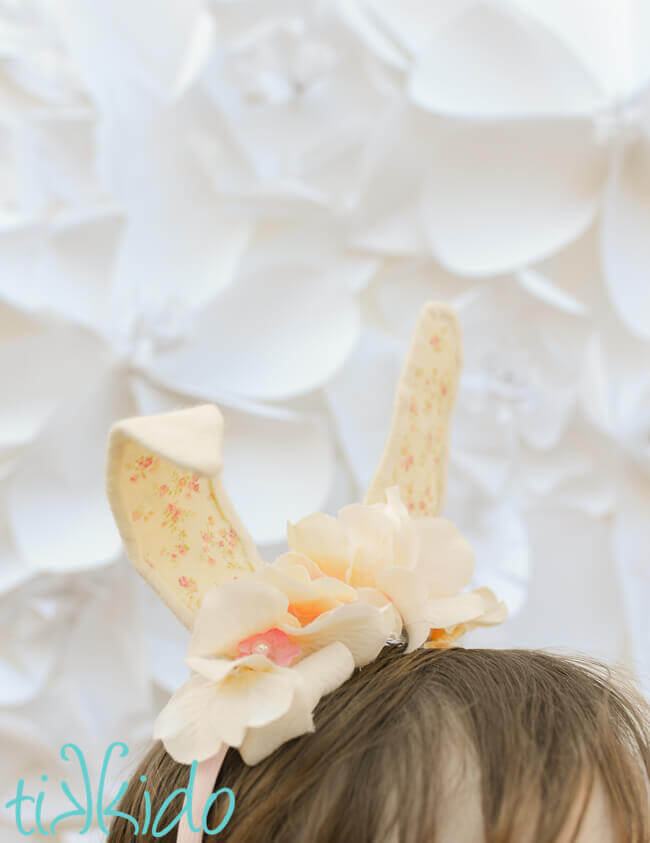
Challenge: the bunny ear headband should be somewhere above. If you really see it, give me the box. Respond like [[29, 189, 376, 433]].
[[105, 302, 506, 840]]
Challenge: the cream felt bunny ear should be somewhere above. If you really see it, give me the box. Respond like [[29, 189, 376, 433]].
[[104, 312, 505, 832], [365, 302, 462, 517], [106, 404, 263, 629]]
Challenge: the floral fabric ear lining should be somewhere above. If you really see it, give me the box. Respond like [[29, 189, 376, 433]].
[[106, 404, 263, 629], [105, 301, 507, 840], [365, 300, 462, 516]]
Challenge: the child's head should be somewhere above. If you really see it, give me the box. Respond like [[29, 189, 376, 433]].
[[110, 646, 649, 843]]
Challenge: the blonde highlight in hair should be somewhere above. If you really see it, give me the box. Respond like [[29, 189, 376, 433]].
[[109, 648, 650, 842]]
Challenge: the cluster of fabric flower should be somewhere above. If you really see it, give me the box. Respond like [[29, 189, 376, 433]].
[[155, 487, 506, 765]]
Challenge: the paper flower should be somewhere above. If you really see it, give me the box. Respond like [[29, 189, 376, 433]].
[[153, 579, 388, 763], [198, 2, 393, 207], [347, 1, 650, 340]]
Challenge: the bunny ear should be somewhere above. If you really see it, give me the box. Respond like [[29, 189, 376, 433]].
[[106, 404, 263, 629], [365, 302, 462, 517]]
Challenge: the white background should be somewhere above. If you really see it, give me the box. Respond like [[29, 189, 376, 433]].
[[1, 1, 649, 838]]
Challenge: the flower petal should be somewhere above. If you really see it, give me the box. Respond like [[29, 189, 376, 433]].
[[283, 602, 388, 667], [375, 567, 429, 651], [156, 667, 297, 762], [220, 403, 334, 546], [470, 587, 508, 626], [611, 471, 650, 698], [421, 119, 607, 276], [427, 591, 492, 629], [239, 682, 314, 766], [383, 486, 418, 567], [257, 556, 357, 608], [602, 144, 650, 341], [292, 641, 356, 709], [271, 551, 328, 582], [187, 654, 295, 681], [287, 512, 351, 581], [52, 0, 211, 101], [146, 250, 361, 400], [0, 325, 107, 454], [324, 327, 403, 488], [409, 3, 604, 119], [188, 581, 288, 660], [337, 503, 401, 586], [415, 518, 474, 596], [240, 642, 355, 764], [355, 587, 403, 640], [7, 368, 132, 572], [154, 674, 225, 762]]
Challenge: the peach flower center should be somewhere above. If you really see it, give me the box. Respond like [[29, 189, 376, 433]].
[[237, 628, 301, 667]]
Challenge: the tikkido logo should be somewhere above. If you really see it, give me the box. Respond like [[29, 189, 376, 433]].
[[5, 743, 235, 837]]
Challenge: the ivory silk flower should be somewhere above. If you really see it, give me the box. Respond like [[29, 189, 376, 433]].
[[288, 487, 507, 651], [153, 485, 504, 767], [154, 577, 390, 764]]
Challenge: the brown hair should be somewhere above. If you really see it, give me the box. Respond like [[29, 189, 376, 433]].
[[109, 647, 650, 842]]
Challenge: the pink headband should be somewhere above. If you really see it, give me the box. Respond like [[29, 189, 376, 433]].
[[177, 745, 228, 843]]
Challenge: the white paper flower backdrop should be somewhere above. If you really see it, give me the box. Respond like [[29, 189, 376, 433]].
[[1, 0, 649, 835]]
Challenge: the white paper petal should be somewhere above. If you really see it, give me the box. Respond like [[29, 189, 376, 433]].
[[342, 0, 464, 59], [468, 507, 626, 662], [49, 0, 210, 99], [325, 328, 403, 488], [456, 278, 588, 452], [516, 268, 589, 317], [0, 220, 119, 331], [336, 0, 409, 71], [348, 102, 434, 257], [602, 145, 650, 340], [56, 562, 152, 739], [518, 422, 616, 517], [422, 119, 607, 276], [145, 253, 361, 401], [409, 3, 604, 119], [611, 471, 650, 697], [203, 6, 387, 202], [0, 325, 106, 453], [443, 495, 530, 619], [372, 259, 477, 339], [0, 577, 66, 705], [99, 93, 252, 319], [220, 403, 334, 546], [7, 367, 133, 571], [136, 574, 191, 692], [514, 0, 639, 96]]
